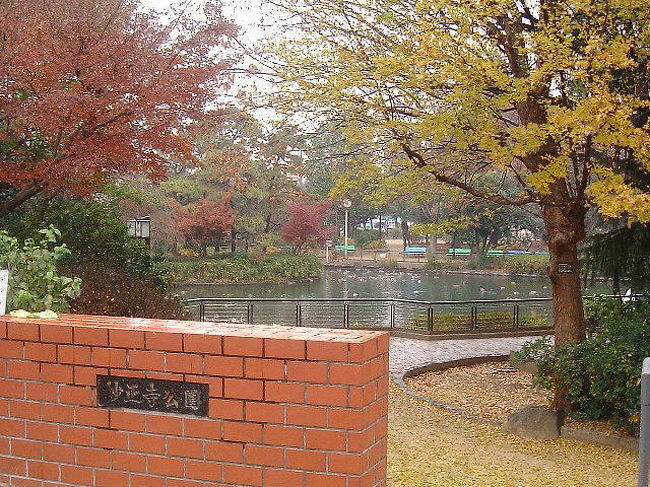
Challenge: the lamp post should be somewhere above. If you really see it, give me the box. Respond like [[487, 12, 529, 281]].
[[342, 200, 352, 259]]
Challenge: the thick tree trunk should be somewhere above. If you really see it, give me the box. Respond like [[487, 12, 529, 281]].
[[543, 205, 586, 411], [0, 184, 43, 217]]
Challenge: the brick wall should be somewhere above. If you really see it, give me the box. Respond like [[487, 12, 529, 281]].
[[0, 315, 388, 487]]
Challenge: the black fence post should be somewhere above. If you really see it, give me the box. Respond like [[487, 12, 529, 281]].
[[427, 306, 434, 333], [471, 306, 478, 329], [295, 303, 302, 326], [199, 301, 206, 322], [513, 304, 519, 329], [344, 303, 350, 328], [390, 303, 396, 328]]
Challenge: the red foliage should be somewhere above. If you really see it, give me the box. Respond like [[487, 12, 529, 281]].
[[0, 0, 236, 215], [176, 195, 234, 253], [281, 200, 336, 253]]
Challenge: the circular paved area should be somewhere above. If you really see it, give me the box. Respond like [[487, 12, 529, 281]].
[[389, 335, 544, 375]]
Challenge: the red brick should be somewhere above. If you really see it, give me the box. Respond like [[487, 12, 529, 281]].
[[349, 339, 379, 363], [76, 447, 111, 467], [128, 433, 165, 455], [8, 361, 39, 380], [223, 421, 262, 443], [130, 474, 163, 487], [109, 329, 145, 349], [287, 361, 328, 383], [11, 439, 42, 459], [307, 341, 349, 362], [223, 336, 263, 357], [245, 445, 284, 467], [0, 418, 25, 437], [58, 345, 90, 365], [263, 425, 304, 447], [7, 322, 39, 341], [26, 383, 57, 402], [95, 469, 128, 487], [167, 437, 204, 459], [166, 352, 203, 374], [40, 363, 74, 383], [329, 453, 365, 475], [110, 410, 146, 431], [145, 331, 183, 351], [59, 425, 92, 446], [184, 333, 221, 354], [266, 469, 305, 487], [0, 455, 26, 475], [0, 438, 6, 455], [92, 347, 127, 368], [245, 402, 284, 423], [94, 428, 128, 449], [75, 407, 110, 428], [264, 338, 305, 359], [245, 358, 285, 380], [112, 451, 146, 472], [329, 363, 370, 386], [59, 385, 92, 405], [205, 355, 243, 377], [306, 429, 346, 450], [286, 405, 328, 428], [224, 378, 263, 400], [24, 342, 57, 362], [0, 322, 5, 339], [205, 441, 244, 463], [27, 460, 59, 480], [184, 459, 222, 481], [307, 385, 348, 406], [329, 408, 363, 431], [74, 326, 108, 346], [147, 455, 183, 477], [0, 379, 24, 399], [184, 417, 222, 440], [168, 479, 204, 487], [208, 398, 244, 420], [61, 464, 94, 484], [287, 449, 327, 470], [223, 464, 263, 486], [306, 473, 347, 487], [41, 404, 74, 424], [146, 414, 183, 435], [349, 383, 378, 408], [74, 365, 106, 386], [40, 324, 72, 343], [0, 340, 23, 359], [264, 382, 305, 403], [10, 400, 40, 419], [26, 422, 57, 441], [128, 350, 165, 371], [43, 443, 74, 463]]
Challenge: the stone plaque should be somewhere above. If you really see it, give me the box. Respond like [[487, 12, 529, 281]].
[[97, 375, 208, 416], [557, 263, 574, 274]]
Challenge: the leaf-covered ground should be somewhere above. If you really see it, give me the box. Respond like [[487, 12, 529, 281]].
[[387, 383, 637, 486]]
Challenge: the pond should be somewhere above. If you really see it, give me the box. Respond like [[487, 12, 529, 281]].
[[175, 267, 610, 302]]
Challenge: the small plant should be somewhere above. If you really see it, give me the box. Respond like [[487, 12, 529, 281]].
[[0, 226, 81, 312]]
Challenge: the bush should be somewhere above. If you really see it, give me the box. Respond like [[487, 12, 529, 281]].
[[512, 296, 650, 434], [0, 226, 81, 312], [426, 254, 462, 271], [159, 254, 324, 283], [500, 254, 549, 275], [351, 229, 381, 248]]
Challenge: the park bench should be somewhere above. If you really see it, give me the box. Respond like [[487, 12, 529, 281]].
[[335, 244, 356, 252], [486, 249, 504, 257], [447, 248, 472, 256], [402, 246, 428, 256], [506, 250, 531, 255]]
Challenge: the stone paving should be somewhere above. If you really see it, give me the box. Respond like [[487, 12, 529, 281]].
[[388, 335, 545, 375]]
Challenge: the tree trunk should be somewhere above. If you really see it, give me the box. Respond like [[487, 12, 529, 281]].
[[0, 184, 43, 217], [543, 205, 586, 411], [230, 229, 237, 253]]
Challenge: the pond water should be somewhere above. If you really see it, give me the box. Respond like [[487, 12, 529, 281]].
[[176, 268, 611, 330], [175, 267, 610, 302]]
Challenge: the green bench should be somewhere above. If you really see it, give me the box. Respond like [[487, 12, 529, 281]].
[[447, 248, 472, 256], [335, 245, 356, 252]]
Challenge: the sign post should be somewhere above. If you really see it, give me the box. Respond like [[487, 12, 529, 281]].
[[0, 269, 8, 315]]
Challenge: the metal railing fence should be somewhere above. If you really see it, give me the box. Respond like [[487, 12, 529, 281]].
[[185, 296, 558, 334]]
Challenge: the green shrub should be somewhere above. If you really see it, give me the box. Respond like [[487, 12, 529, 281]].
[[159, 254, 324, 283], [512, 296, 650, 433], [0, 226, 81, 312], [500, 254, 549, 275], [351, 229, 381, 248], [426, 255, 462, 271]]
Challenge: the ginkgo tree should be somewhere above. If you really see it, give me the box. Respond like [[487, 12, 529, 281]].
[[264, 0, 650, 407], [0, 0, 236, 217]]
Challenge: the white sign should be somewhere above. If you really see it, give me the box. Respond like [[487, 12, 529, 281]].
[[0, 269, 8, 315]]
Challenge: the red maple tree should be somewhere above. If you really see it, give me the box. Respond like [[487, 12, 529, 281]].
[[0, 0, 236, 216], [176, 196, 234, 256], [281, 200, 336, 253]]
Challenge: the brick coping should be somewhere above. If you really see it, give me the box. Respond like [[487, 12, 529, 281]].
[[1, 314, 384, 344]]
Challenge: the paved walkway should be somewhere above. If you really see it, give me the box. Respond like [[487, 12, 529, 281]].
[[389, 336, 544, 374]]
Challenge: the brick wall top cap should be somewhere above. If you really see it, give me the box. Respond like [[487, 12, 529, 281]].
[[1, 314, 387, 344]]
